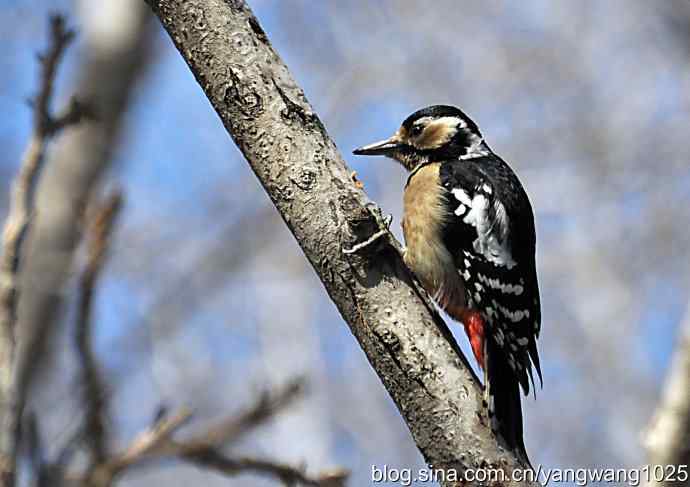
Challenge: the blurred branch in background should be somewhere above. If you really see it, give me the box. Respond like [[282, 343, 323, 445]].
[[0, 15, 93, 487], [110, 205, 277, 388], [182, 454, 347, 487], [0, 3, 349, 485], [76, 192, 123, 469], [644, 307, 690, 485], [10, 0, 155, 429], [69, 372, 341, 487], [1, 2, 158, 485], [38, 185, 341, 486]]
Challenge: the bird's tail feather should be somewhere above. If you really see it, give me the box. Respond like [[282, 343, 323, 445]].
[[486, 337, 531, 468]]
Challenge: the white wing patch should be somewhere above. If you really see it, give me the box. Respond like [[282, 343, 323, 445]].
[[452, 185, 515, 269], [451, 188, 472, 206]]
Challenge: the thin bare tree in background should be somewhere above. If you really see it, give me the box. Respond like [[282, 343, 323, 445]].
[[0, 1, 156, 481], [0, 12, 346, 487], [0, 15, 92, 485]]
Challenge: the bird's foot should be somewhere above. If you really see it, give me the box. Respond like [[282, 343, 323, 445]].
[[342, 227, 388, 254], [342, 204, 394, 255]]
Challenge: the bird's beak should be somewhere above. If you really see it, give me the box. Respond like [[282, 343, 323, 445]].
[[353, 136, 402, 156]]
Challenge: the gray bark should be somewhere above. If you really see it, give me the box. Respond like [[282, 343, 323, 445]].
[[144, 1, 538, 485]]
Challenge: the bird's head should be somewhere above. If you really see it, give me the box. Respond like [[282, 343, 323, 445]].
[[353, 105, 486, 171]]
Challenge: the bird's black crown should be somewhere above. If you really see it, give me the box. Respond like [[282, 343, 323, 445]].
[[401, 105, 481, 138]]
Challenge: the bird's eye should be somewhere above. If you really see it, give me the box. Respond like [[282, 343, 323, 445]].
[[411, 125, 424, 137]]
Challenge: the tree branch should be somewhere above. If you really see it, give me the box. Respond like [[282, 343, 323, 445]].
[[76, 379, 329, 487], [106, 409, 192, 475], [67, 200, 327, 487], [76, 192, 123, 466], [644, 309, 690, 485], [144, 379, 345, 486], [144, 1, 536, 484], [160, 377, 305, 455], [76, 409, 193, 487], [0, 4, 155, 486], [183, 451, 348, 487], [0, 14, 92, 487]]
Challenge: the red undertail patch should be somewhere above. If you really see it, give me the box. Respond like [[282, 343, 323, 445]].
[[461, 309, 486, 369]]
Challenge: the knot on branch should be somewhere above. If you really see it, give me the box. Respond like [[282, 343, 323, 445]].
[[272, 78, 323, 131], [223, 67, 263, 118], [291, 166, 317, 191]]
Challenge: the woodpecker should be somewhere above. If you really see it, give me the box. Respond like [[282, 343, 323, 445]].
[[353, 105, 541, 466]]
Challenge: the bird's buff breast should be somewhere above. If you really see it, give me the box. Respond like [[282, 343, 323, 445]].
[[402, 163, 466, 311]]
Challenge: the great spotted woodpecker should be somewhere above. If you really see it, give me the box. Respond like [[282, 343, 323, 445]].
[[353, 105, 542, 466]]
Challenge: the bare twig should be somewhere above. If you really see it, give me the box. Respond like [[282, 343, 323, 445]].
[[107, 409, 192, 473], [0, 13, 85, 369], [184, 451, 348, 487], [76, 192, 123, 466], [33, 15, 74, 135], [341, 228, 388, 254], [96, 380, 341, 485], [167, 377, 306, 455], [73, 409, 192, 487], [116, 378, 303, 464], [31, 16, 91, 138], [9, 0, 153, 407], [76, 379, 316, 486], [0, 14, 91, 487]]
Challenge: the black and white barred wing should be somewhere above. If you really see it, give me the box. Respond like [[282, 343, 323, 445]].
[[440, 160, 542, 393]]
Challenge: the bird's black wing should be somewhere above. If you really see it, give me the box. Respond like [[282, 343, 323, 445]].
[[439, 155, 542, 393]]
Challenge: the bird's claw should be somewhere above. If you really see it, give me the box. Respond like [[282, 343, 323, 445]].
[[342, 227, 389, 254], [342, 204, 395, 255]]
